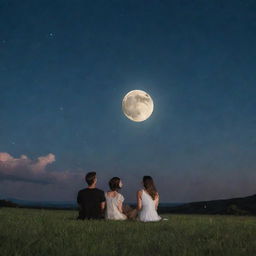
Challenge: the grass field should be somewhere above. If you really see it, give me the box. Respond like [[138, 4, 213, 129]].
[[0, 208, 255, 256]]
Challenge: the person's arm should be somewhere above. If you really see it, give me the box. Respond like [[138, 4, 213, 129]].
[[77, 191, 82, 211], [100, 191, 106, 213], [100, 201, 106, 211], [117, 200, 123, 213], [117, 194, 124, 213], [77, 191, 81, 205], [155, 193, 159, 210], [137, 190, 142, 211]]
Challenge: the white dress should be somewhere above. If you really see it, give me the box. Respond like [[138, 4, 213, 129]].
[[105, 192, 127, 220], [138, 190, 161, 222]]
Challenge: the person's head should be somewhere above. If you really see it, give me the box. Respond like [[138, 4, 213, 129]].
[[85, 172, 97, 187], [142, 176, 157, 200], [109, 177, 122, 191]]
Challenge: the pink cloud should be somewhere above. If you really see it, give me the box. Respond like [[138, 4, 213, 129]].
[[0, 152, 85, 201], [31, 153, 55, 173], [0, 152, 55, 173], [0, 152, 83, 185]]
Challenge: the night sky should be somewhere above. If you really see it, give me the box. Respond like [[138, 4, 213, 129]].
[[0, 0, 255, 203]]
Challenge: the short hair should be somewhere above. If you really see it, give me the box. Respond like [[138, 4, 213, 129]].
[[85, 172, 96, 186], [109, 177, 121, 191]]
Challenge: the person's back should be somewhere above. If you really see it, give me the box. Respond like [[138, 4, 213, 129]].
[[77, 188, 105, 219], [137, 176, 161, 222], [105, 192, 127, 220], [77, 172, 105, 220], [139, 189, 161, 222], [105, 177, 127, 220]]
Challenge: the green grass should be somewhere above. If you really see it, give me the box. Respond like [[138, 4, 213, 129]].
[[0, 208, 255, 256]]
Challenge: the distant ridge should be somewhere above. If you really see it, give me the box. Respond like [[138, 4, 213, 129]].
[[2, 197, 183, 209], [0, 199, 19, 208], [1, 194, 256, 215], [161, 194, 256, 216], [1, 198, 76, 209]]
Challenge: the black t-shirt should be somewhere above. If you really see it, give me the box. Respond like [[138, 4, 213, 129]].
[[77, 188, 106, 219]]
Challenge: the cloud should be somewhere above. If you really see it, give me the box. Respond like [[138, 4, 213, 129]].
[[0, 152, 55, 170], [0, 152, 82, 185], [0, 152, 85, 201], [31, 154, 55, 173]]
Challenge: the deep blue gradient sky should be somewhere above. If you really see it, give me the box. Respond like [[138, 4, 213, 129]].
[[0, 0, 255, 202]]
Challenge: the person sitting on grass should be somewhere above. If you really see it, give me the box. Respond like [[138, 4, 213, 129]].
[[105, 177, 138, 220], [77, 172, 106, 220], [105, 177, 127, 220], [137, 176, 162, 222]]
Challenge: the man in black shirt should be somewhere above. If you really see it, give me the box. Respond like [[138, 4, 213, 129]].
[[77, 172, 106, 220]]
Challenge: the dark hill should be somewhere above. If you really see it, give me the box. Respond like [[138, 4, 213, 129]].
[[1, 194, 256, 216], [0, 199, 19, 208], [161, 194, 256, 215]]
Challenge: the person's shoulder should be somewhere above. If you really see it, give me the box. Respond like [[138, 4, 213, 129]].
[[117, 192, 124, 198], [95, 188, 105, 194], [77, 188, 88, 197], [137, 189, 143, 195], [78, 188, 87, 193]]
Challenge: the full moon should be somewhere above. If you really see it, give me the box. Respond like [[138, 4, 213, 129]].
[[122, 90, 154, 122]]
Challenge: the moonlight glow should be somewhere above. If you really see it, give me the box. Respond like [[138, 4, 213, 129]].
[[122, 90, 154, 122]]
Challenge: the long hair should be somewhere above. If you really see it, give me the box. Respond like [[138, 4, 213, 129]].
[[143, 176, 157, 200]]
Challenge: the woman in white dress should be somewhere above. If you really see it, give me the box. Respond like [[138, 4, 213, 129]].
[[137, 176, 161, 222], [105, 177, 127, 220]]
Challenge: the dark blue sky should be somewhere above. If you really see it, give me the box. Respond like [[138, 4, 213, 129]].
[[0, 0, 255, 202]]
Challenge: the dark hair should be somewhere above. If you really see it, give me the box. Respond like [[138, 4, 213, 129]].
[[143, 176, 157, 200], [85, 172, 96, 186], [109, 177, 121, 191]]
